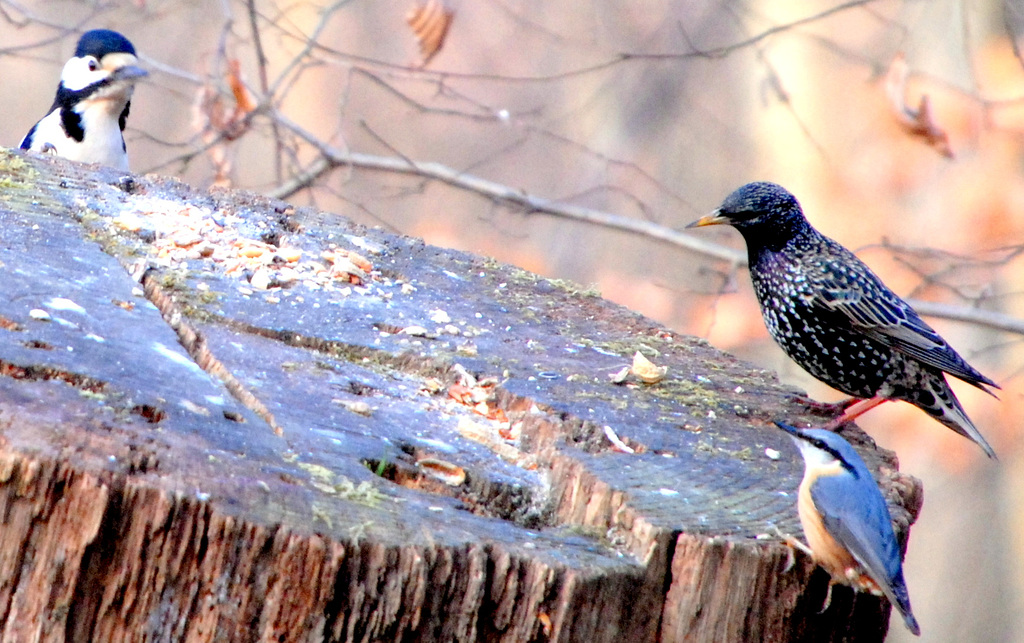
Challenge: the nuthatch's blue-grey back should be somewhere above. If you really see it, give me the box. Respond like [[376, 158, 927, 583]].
[[777, 421, 920, 636]]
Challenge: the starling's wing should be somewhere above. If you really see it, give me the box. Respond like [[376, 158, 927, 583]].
[[810, 242, 998, 391], [811, 474, 920, 635]]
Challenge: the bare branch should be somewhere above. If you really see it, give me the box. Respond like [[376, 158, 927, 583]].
[[268, 115, 1024, 341], [245, 0, 284, 182], [694, 0, 881, 59], [249, 0, 882, 86], [0, 9, 104, 54], [267, 110, 744, 264], [903, 300, 1024, 337]]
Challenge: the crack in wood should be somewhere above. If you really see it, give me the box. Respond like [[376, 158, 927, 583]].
[[363, 454, 549, 529], [211, 315, 663, 537], [0, 360, 168, 429], [0, 359, 108, 394], [138, 268, 284, 437]]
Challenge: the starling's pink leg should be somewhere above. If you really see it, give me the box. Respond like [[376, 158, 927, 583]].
[[791, 395, 859, 416], [823, 396, 890, 430]]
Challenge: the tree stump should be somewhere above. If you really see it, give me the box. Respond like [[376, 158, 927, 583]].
[[0, 150, 921, 642]]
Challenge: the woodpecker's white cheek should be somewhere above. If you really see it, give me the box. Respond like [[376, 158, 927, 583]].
[[101, 52, 140, 73], [60, 56, 108, 91]]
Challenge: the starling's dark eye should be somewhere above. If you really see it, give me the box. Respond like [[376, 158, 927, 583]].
[[88, 58, 99, 71], [723, 207, 759, 222]]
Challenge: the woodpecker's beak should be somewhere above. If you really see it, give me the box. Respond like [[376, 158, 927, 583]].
[[109, 65, 148, 83], [98, 51, 148, 84], [686, 209, 730, 228]]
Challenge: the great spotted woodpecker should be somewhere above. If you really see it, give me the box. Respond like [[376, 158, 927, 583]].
[[20, 29, 147, 171]]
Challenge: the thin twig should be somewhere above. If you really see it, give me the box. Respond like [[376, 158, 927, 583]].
[[267, 111, 744, 264], [903, 300, 1024, 337], [251, 0, 879, 85], [267, 0, 354, 98], [246, 0, 282, 183], [268, 110, 1024, 338]]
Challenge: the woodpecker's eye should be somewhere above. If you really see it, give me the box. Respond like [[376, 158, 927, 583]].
[[87, 58, 99, 71]]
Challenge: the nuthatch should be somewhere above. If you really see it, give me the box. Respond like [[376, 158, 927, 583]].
[[776, 421, 920, 636], [20, 29, 147, 171]]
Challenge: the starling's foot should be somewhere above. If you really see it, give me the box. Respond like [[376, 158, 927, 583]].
[[822, 396, 890, 430], [790, 395, 859, 418], [822, 415, 851, 431]]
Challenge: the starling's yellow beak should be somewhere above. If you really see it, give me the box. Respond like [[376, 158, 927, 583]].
[[685, 209, 730, 228]]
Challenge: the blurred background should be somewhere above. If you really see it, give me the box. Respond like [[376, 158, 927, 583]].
[[2, 0, 1022, 640]]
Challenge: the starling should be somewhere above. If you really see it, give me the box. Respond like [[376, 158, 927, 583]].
[[687, 182, 999, 458]]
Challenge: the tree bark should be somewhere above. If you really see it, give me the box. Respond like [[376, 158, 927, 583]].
[[0, 149, 921, 642]]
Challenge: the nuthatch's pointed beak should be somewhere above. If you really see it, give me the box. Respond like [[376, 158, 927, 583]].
[[774, 421, 803, 440], [685, 208, 729, 229], [775, 422, 818, 454]]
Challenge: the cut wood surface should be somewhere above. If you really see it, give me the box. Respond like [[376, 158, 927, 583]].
[[0, 149, 922, 642]]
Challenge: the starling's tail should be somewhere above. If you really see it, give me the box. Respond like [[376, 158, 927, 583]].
[[905, 372, 997, 459]]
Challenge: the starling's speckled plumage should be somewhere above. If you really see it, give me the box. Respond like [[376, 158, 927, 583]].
[[688, 182, 999, 458]]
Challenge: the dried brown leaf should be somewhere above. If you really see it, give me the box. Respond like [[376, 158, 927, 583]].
[[227, 59, 257, 116], [885, 54, 954, 158], [407, 0, 455, 66]]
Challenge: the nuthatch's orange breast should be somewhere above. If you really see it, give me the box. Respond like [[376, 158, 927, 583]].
[[797, 462, 882, 595]]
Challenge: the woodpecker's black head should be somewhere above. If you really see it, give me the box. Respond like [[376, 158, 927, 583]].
[[75, 29, 137, 58], [58, 29, 147, 97]]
